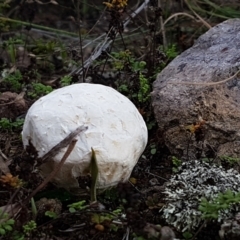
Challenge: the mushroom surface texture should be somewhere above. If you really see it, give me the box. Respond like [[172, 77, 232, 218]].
[[22, 83, 148, 190]]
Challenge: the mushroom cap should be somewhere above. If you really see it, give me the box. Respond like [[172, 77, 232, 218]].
[[22, 83, 148, 190]]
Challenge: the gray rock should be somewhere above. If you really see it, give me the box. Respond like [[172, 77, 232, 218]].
[[152, 18, 240, 159]]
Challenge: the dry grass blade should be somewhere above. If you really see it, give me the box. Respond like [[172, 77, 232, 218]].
[[163, 12, 197, 26], [169, 69, 240, 86], [184, 0, 212, 29], [0, 151, 10, 174]]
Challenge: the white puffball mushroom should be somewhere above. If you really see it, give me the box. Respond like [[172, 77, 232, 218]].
[[22, 83, 148, 191]]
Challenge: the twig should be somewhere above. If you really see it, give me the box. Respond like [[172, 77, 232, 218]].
[[86, 6, 107, 36], [69, 0, 150, 76], [39, 125, 87, 165], [23, 138, 78, 205], [0, 188, 22, 219], [168, 69, 240, 86], [123, 0, 150, 27], [122, 227, 130, 240], [191, 220, 207, 240], [146, 171, 168, 181]]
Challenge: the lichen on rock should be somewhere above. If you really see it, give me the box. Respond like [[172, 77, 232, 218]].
[[162, 160, 240, 232]]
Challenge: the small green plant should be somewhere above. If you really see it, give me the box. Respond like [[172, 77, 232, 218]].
[[182, 231, 193, 239], [112, 50, 150, 103], [0, 118, 24, 131], [146, 120, 156, 130], [31, 198, 37, 220], [3, 38, 24, 64], [165, 44, 178, 60], [117, 83, 129, 94], [28, 83, 53, 98], [111, 50, 132, 71], [45, 211, 58, 219], [68, 200, 87, 213], [11, 231, 25, 240], [145, 193, 162, 209], [0, 209, 15, 236], [112, 50, 146, 73], [91, 208, 122, 232], [172, 156, 182, 173], [60, 75, 72, 86], [131, 234, 146, 240], [132, 60, 147, 73], [220, 156, 240, 166], [150, 144, 157, 155], [33, 39, 58, 54], [199, 189, 240, 220], [2, 70, 23, 91], [138, 72, 150, 103], [156, 44, 178, 72], [23, 220, 37, 235]]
